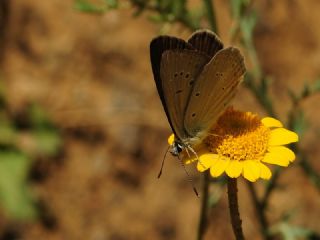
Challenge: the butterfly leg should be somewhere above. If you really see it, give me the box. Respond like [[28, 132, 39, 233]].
[[187, 145, 206, 170], [185, 147, 191, 158]]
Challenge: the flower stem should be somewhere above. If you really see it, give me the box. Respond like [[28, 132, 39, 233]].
[[197, 171, 210, 240], [227, 178, 245, 240]]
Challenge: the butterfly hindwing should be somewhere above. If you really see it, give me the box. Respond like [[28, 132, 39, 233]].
[[184, 47, 246, 139]]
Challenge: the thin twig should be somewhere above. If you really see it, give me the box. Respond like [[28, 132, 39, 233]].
[[203, 0, 218, 32], [244, 74, 276, 117], [300, 154, 320, 190], [246, 182, 273, 240], [227, 178, 245, 240], [0, 0, 9, 63], [197, 171, 210, 240], [260, 168, 280, 210]]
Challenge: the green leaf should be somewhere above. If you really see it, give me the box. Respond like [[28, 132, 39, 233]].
[[0, 115, 17, 146], [32, 130, 62, 157], [311, 79, 320, 93], [302, 83, 311, 98], [0, 151, 37, 220], [240, 13, 257, 43], [74, 0, 106, 13], [28, 103, 54, 130], [288, 89, 298, 104], [148, 13, 166, 23], [103, 0, 118, 8], [260, 76, 269, 95], [292, 110, 307, 137], [230, 0, 252, 19], [171, 0, 186, 17], [230, 0, 242, 19], [270, 222, 313, 240], [208, 187, 222, 208]]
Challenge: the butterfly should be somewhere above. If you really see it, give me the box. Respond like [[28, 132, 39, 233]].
[[150, 29, 246, 161]]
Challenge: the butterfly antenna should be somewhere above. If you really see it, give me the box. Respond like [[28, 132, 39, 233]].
[[158, 145, 170, 178], [177, 155, 199, 197]]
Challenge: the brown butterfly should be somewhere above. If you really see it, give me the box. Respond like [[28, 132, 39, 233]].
[[150, 29, 246, 159]]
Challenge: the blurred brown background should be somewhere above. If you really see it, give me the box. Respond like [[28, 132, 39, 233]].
[[0, 0, 319, 239]]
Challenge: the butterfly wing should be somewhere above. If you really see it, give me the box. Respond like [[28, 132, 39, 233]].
[[160, 49, 210, 140], [150, 36, 193, 136], [184, 47, 246, 139], [188, 29, 224, 58]]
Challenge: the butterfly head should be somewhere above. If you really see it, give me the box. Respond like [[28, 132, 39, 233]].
[[169, 140, 184, 156]]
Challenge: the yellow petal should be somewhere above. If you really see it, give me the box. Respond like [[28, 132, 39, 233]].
[[259, 162, 272, 180], [269, 128, 299, 146], [197, 154, 218, 172], [210, 157, 230, 177], [269, 146, 295, 162], [225, 160, 243, 178], [168, 134, 175, 145], [243, 160, 260, 182], [262, 117, 283, 128], [262, 146, 295, 166]]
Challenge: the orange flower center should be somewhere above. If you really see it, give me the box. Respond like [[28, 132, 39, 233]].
[[204, 108, 270, 161]]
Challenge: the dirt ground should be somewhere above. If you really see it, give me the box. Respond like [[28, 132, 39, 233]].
[[0, 0, 320, 239]]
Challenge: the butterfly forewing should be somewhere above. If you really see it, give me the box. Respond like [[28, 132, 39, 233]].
[[150, 36, 193, 134], [184, 47, 246, 139], [160, 49, 210, 140]]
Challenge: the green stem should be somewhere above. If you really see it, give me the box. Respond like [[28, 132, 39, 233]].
[[203, 0, 218, 32], [197, 171, 210, 240], [227, 178, 245, 240]]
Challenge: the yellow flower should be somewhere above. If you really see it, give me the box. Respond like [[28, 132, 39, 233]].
[[168, 108, 299, 182]]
